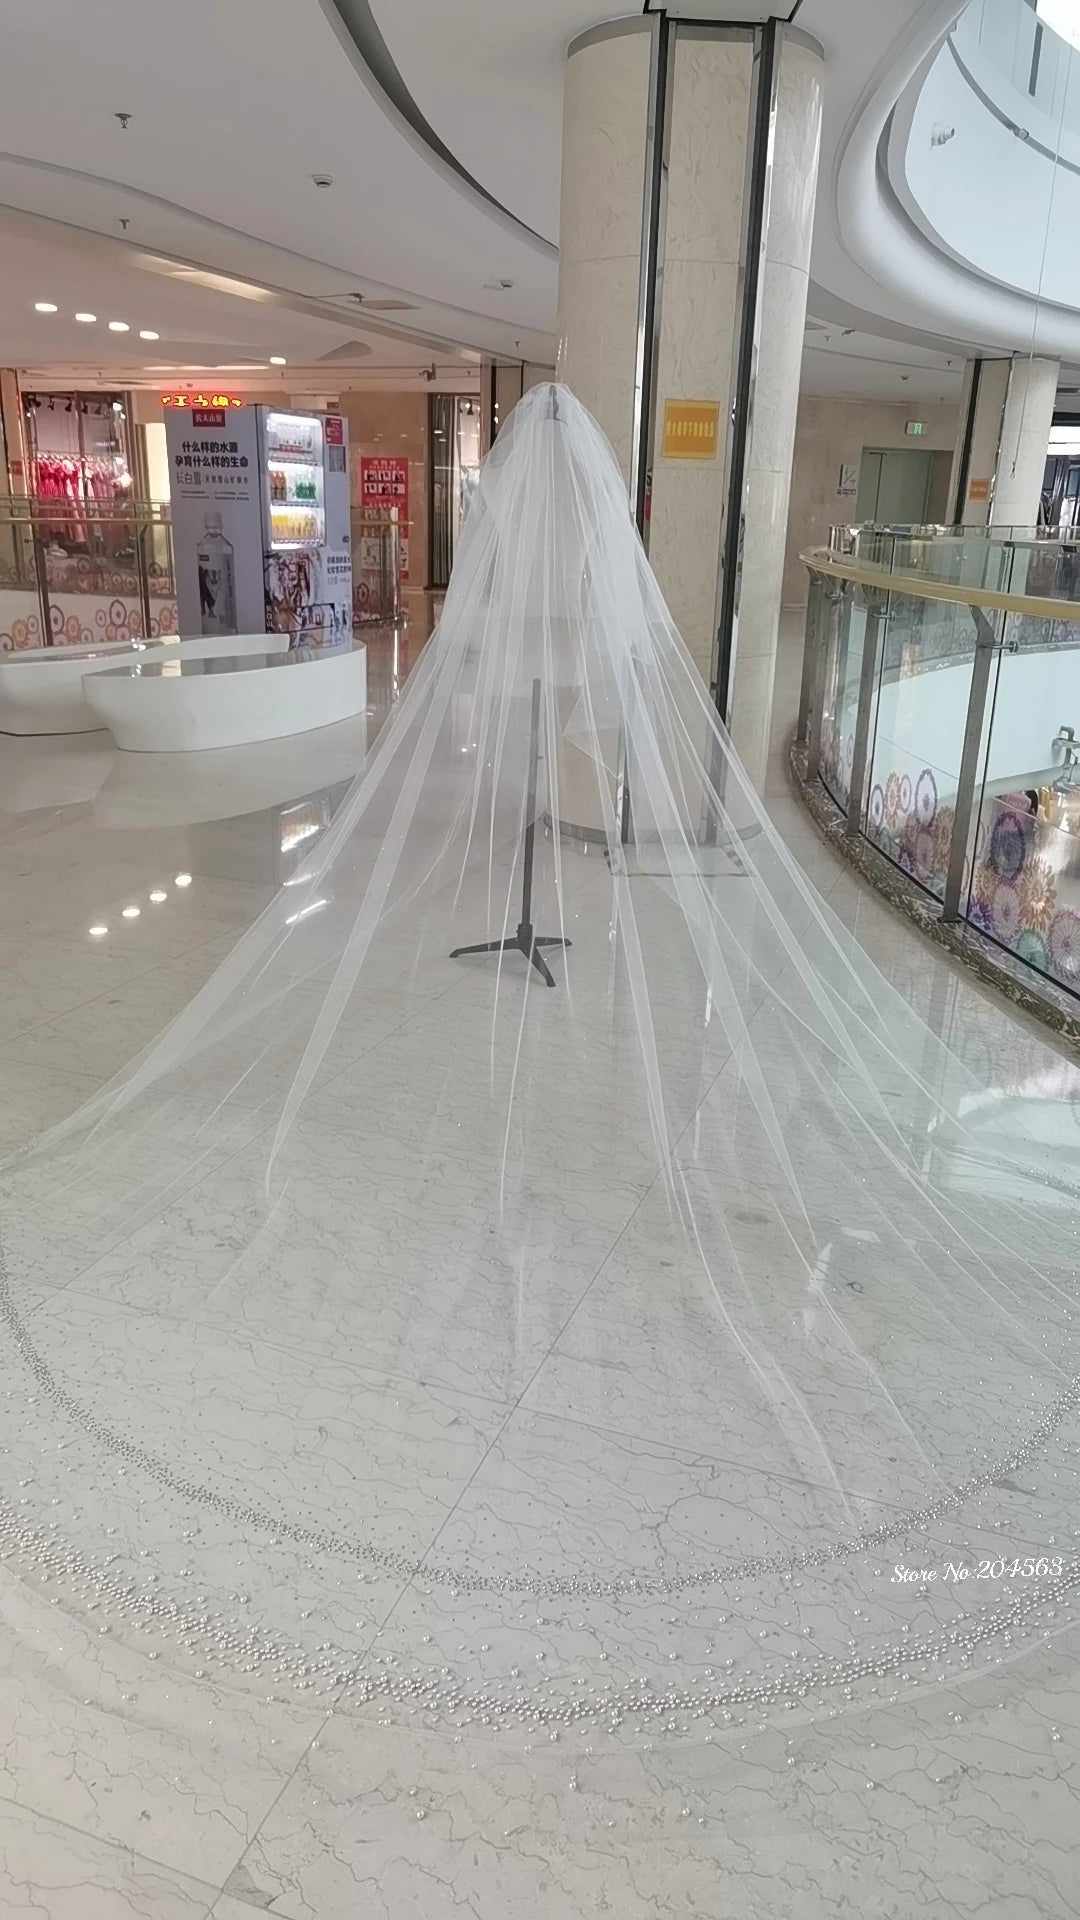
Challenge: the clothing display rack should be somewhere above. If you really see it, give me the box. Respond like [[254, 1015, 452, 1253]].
[[24, 393, 133, 554]]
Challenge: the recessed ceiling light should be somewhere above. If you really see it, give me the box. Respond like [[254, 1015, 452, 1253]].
[[121, 904, 141, 919], [34, 301, 58, 313], [139, 329, 159, 341], [174, 872, 192, 887], [108, 320, 129, 332], [270, 355, 287, 366], [149, 889, 167, 903], [75, 312, 97, 323], [88, 924, 109, 938]]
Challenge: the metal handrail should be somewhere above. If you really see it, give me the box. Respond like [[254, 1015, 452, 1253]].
[[797, 539, 1080, 1006], [802, 549, 1080, 620]]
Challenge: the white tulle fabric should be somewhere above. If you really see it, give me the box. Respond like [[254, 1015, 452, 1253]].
[[3, 383, 1075, 1722]]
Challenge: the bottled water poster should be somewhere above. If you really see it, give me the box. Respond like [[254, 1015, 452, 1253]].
[[165, 404, 266, 637]]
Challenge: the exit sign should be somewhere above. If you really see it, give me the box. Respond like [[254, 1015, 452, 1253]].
[[905, 420, 926, 436]]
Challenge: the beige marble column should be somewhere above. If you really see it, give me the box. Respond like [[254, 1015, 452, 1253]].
[[648, 32, 753, 688], [724, 37, 823, 786], [990, 356, 1058, 528], [557, 21, 653, 481], [556, 18, 823, 796], [951, 355, 1058, 529]]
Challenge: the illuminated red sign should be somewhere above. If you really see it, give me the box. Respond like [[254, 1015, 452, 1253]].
[[160, 392, 245, 409]]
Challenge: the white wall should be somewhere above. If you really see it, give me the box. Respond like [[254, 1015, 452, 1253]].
[[784, 394, 960, 605]]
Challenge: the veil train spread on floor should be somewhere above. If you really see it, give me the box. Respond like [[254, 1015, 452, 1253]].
[[2, 382, 1078, 1735]]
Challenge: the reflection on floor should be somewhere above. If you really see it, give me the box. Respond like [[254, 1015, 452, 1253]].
[[0, 614, 1077, 1918]]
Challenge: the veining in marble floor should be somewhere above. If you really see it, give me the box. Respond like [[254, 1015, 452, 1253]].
[[0, 623, 1077, 1917]]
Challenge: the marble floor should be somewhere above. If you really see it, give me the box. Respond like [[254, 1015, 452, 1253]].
[[0, 617, 1078, 1917]]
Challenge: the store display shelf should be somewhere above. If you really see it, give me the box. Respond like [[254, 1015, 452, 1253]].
[[267, 450, 319, 466]]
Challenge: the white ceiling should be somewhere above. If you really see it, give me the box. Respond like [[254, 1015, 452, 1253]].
[[802, 325, 965, 402], [0, 209, 482, 395], [370, 0, 799, 245], [0, 0, 556, 369], [0, 0, 1064, 408]]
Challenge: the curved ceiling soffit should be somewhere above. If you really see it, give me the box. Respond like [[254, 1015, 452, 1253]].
[[318, 0, 557, 260], [0, 155, 532, 357], [886, 33, 1080, 309], [831, 0, 1080, 360]]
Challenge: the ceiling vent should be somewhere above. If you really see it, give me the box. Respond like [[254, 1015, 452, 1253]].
[[316, 340, 375, 363], [351, 296, 417, 313]]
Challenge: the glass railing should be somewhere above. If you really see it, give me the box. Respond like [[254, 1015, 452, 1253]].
[[0, 498, 177, 650], [0, 498, 408, 652], [799, 528, 1080, 1002]]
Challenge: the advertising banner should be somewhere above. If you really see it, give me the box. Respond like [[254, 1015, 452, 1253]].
[[319, 414, 352, 642], [164, 406, 265, 638], [360, 454, 410, 581]]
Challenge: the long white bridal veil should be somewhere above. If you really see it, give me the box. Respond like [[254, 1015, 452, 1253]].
[[3, 381, 1077, 1736]]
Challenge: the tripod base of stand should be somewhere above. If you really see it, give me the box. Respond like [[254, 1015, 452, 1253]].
[[450, 922, 570, 988]]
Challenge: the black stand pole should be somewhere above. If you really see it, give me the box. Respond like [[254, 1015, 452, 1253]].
[[450, 677, 571, 987]]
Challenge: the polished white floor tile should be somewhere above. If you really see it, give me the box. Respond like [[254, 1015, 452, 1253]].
[[0, 633, 1077, 1915], [0, 1580, 323, 1885], [0, 1795, 218, 1918], [63, 1122, 643, 1403], [220, 1635, 1080, 1918]]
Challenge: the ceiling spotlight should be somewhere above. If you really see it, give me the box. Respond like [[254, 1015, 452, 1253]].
[[270, 355, 287, 365], [34, 301, 58, 313], [108, 320, 129, 332], [174, 871, 192, 887], [121, 905, 141, 919], [88, 924, 109, 938], [139, 329, 159, 341], [75, 312, 97, 323], [149, 889, 167, 903]]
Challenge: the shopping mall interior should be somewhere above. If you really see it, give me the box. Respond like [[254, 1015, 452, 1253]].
[[1, 1, 1080, 1915]]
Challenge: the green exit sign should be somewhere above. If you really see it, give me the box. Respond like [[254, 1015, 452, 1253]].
[[905, 420, 926, 436]]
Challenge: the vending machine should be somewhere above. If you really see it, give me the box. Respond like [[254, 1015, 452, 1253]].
[[165, 403, 352, 644]]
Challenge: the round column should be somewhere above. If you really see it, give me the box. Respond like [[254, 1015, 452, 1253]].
[[991, 355, 1058, 527], [951, 354, 1059, 529], [556, 17, 823, 797]]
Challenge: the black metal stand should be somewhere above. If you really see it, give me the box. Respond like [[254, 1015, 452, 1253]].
[[450, 677, 570, 987]]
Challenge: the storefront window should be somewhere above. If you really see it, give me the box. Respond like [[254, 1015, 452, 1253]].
[[427, 394, 481, 589]]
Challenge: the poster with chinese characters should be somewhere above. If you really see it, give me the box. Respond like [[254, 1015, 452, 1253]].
[[360, 454, 409, 580], [164, 405, 265, 638], [319, 414, 352, 642]]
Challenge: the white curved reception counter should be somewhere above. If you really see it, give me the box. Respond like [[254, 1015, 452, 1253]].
[[0, 633, 292, 736], [83, 640, 368, 752]]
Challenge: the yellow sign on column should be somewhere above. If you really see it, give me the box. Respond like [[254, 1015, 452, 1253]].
[[661, 399, 720, 460]]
